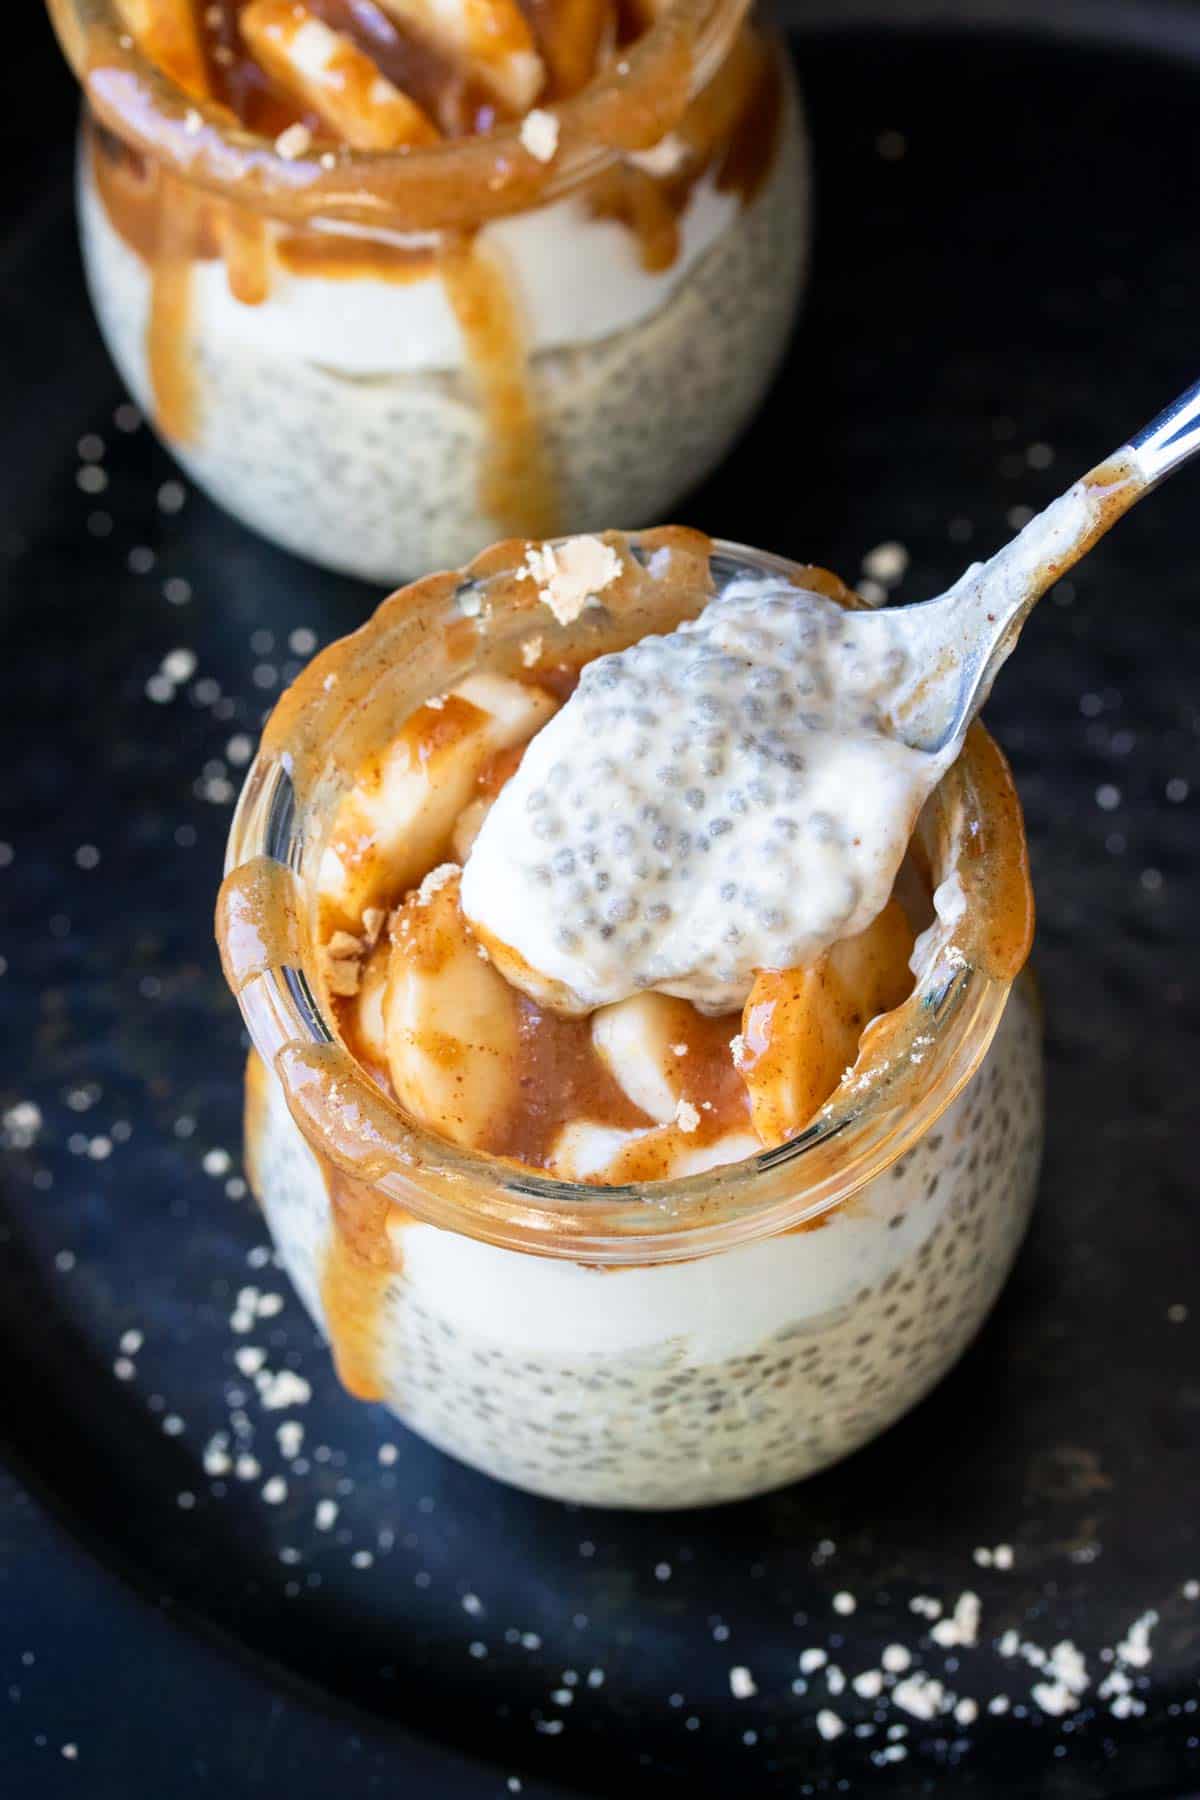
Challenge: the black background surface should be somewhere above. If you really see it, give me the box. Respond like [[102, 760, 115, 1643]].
[[2, 4, 1199, 1796]]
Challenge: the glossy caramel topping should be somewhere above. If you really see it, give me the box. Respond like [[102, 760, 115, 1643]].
[[438, 233, 561, 541]]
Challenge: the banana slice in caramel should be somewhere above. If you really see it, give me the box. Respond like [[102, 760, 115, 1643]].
[[741, 899, 916, 1148], [382, 866, 519, 1149], [376, 0, 545, 112], [590, 992, 695, 1126], [319, 673, 557, 938]]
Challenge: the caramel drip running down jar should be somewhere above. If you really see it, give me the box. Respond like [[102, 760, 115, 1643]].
[[217, 531, 1044, 1508], [47, 0, 808, 583]]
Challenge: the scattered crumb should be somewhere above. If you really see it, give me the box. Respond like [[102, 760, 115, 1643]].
[[674, 1099, 700, 1134], [629, 132, 689, 176], [258, 1369, 312, 1410], [893, 1674, 947, 1721], [931, 1590, 980, 1649], [799, 1649, 827, 1675], [816, 1709, 845, 1741], [729, 1666, 757, 1699], [3, 1101, 42, 1146], [832, 1591, 856, 1616], [519, 537, 621, 625], [276, 1420, 304, 1459], [417, 863, 459, 906], [881, 1644, 911, 1674], [520, 108, 559, 162], [862, 541, 908, 585], [1032, 1641, 1089, 1716], [275, 122, 313, 160], [1116, 1611, 1157, 1669], [325, 930, 364, 997]]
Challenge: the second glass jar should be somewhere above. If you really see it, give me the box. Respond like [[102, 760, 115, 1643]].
[[57, 0, 808, 581]]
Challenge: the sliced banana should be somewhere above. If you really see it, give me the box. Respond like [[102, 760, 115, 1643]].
[[547, 1120, 654, 1181], [347, 934, 393, 1071], [450, 794, 493, 863], [382, 867, 520, 1149], [741, 899, 916, 1149], [375, 0, 545, 111], [550, 1120, 759, 1184], [668, 1131, 763, 1179], [590, 992, 696, 1125], [319, 674, 557, 936]]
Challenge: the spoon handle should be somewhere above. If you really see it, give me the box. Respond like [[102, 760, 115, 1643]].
[[1127, 374, 1200, 487], [899, 377, 1200, 752]]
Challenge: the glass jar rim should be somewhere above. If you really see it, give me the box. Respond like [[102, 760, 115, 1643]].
[[46, 0, 748, 232], [218, 534, 1033, 1264]]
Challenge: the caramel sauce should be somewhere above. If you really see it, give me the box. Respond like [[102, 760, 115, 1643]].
[[587, 162, 680, 273], [319, 1163, 399, 1399], [493, 998, 653, 1166], [308, 0, 490, 135], [438, 233, 561, 540], [526, 0, 614, 99], [146, 175, 199, 442], [218, 203, 271, 304], [475, 739, 526, 795], [201, 0, 314, 132], [275, 231, 437, 281], [524, 659, 583, 704], [741, 899, 917, 1148], [711, 31, 781, 206], [216, 853, 303, 995], [582, 25, 777, 271], [243, 1045, 272, 1199]]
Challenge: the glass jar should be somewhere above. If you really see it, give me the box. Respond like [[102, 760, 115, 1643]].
[[218, 532, 1044, 1508], [47, 0, 808, 584]]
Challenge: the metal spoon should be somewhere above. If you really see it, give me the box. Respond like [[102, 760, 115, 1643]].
[[888, 376, 1200, 753]]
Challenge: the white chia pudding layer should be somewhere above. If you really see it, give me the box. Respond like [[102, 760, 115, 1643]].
[[247, 978, 1042, 1509], [76, 100, 807, 584]]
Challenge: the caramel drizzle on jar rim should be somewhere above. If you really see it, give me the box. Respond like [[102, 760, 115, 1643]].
[[55, 0, 730, 228], [219, 530, 1034, 1310]]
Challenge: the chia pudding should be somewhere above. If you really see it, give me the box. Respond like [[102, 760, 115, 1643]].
[[218, 529, 1044, 1508], [51, 0, 808, 583]]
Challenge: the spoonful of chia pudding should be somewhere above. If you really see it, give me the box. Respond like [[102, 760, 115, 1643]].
[[462, 378, 1200, 1014]]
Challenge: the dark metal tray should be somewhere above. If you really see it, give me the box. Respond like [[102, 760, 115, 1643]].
[[2, 6, 1199, 1795]]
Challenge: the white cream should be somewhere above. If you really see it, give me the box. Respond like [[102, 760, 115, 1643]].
[[180, 175, 739, 376], [463, 575, 959, 1014]]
